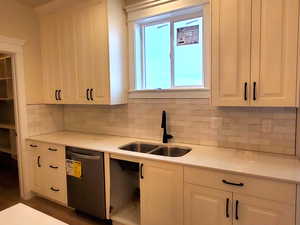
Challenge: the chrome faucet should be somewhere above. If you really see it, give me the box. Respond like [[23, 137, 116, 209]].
[[161, 110, 173, 143]]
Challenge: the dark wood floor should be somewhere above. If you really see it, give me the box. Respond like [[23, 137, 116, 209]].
[[0, 153, 110, 225]]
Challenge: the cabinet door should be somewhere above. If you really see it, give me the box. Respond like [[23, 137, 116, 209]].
[[140, 160, 183, 225], [233, 194, 295, 225], [184, 184, 232, 225], [251, 0, 299, 106], [32, 143, 46, 195], [212, 0, 252, 106], [56, 10, 77, 104], [40, 14, 62, 104], [73, 2, 109, 104]]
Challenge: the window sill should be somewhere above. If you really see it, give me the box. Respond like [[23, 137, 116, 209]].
[[128, 88, 210, 99]]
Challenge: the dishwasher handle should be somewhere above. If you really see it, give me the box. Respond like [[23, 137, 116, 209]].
[[69, 152, 101, 160]]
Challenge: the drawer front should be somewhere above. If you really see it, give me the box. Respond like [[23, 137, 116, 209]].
[[45, 160, 66, 176], [26, 141, 42, 151], [45, 171, 67, 204], [44, 143, 65, 164], [184, 166, 296, 204]]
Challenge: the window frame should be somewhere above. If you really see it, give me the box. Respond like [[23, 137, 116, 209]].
[[126, 0, 211, 99], [140, 12, 205, 90]]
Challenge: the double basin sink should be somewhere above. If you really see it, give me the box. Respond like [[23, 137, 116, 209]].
[[119, 142, 191, 157]]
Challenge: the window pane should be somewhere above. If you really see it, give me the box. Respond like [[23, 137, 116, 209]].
[[174, 17, 203, 87], [144, 23, 171, 89]]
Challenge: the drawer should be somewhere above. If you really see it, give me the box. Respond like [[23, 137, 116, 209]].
[[184, 166, 296, 204], [44, 171, 67, 205], [45, 160, 66, 176], [44, 143, 65, 162], [26, 141, 42, 151]]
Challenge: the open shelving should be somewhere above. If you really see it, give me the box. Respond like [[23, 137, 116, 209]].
[[0, 54, 17, 157], [110, 159, 141, 225]]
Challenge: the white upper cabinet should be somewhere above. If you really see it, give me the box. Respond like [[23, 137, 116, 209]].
[[212, 0, 252, 106], [212, 0, 300, 107], [251, 0, 299, 107], [38, 0, 127, 105]]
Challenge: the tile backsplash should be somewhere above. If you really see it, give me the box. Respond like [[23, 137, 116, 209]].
[[27, 104, 64, 136], [63, 99, 296, 155]]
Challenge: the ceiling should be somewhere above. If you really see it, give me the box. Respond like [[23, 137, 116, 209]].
[[16, 0, 53, 7]]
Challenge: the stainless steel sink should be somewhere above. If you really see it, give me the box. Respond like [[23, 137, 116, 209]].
[[119, 142, 191, 157], [119, 142, 159, 153], [150, 146, 191, 157]]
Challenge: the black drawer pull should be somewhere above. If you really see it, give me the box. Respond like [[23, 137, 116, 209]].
[[37, 156, 41, 168], [226, 198, 229, 218], [244, 82, 248, 101], [49, 165, 58, 169], [55, 90, 58, 101], [90, 88, 94, 101], [235, 200, 239, 220], [58, 90, 62, 101], [222, 180, 244, 187], [30, 144, 38, 148], [87, 89, 90, 101], [48, 148, 58, 152], [140, 163, 144, 179], [253, 82, 257, 101], [50, 187, 60, 192]]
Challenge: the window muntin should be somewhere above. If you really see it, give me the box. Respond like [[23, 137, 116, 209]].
[[138, 14, 204, 90]]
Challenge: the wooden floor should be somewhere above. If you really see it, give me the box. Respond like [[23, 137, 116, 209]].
[[0, 154, 110, 225]]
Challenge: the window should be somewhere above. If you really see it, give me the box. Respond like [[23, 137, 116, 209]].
[[136, 11, 206, 90]]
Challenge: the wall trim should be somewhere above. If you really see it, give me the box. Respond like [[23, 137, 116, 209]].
[[0, 35, 31, 200]]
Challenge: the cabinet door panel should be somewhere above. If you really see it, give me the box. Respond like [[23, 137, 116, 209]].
[[212, 0, 251, 106], [251, 0, 299, 106], [89, 3, 109, 104], [40, 14, 61, 104], [140, 161, 183, 225], [184, 184, 232, 225], [56, 10, 77, 104], [33, 143, 47, 195], [73, 2, 108, 104], [234, 194, 295, 225]]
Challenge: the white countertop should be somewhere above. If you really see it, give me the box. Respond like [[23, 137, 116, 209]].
[[0, 203, 68, 225], [27, 131, 300, 184]]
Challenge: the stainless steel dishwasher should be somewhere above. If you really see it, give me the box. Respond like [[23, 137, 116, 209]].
[[66, 147, 106, 219]]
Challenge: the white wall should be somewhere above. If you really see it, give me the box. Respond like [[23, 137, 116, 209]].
[[0, 0, 43, 104]]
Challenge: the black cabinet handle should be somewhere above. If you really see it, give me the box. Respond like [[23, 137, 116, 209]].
[[226, 198, 230, 218], [86, 89, 90, 101], [50, 187, 60, 192], [49, 165, 58, 169], [58, 90, 62, 101], [140, 163, 144, 179], [37, 156, 41, 168], [48, 148, 58, 152], [253, 82, 257, 101], [235, 200, 239, 220], [30, 144, 38, 148], [90, 88, 94, 101], [244, 82, 248, 101], [55, 90, 58, 100], [222, 180, 244, 187]]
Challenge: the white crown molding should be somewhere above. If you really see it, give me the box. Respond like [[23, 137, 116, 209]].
[[125, 0, 177, 13], [0, 35, 26, 47]]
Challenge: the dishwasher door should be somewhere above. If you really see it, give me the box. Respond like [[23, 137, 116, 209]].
[[66, 147, 106, 219]]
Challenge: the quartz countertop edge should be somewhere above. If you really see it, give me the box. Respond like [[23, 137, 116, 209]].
[[27, 131, 300, 184]]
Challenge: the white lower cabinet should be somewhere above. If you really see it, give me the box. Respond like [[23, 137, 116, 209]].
[[184, 184, 232, 225], [140, 160, 183, 225], [184, 167, 296, 225], [27, 141, 67, 205], [234, 194, 295, 225]]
